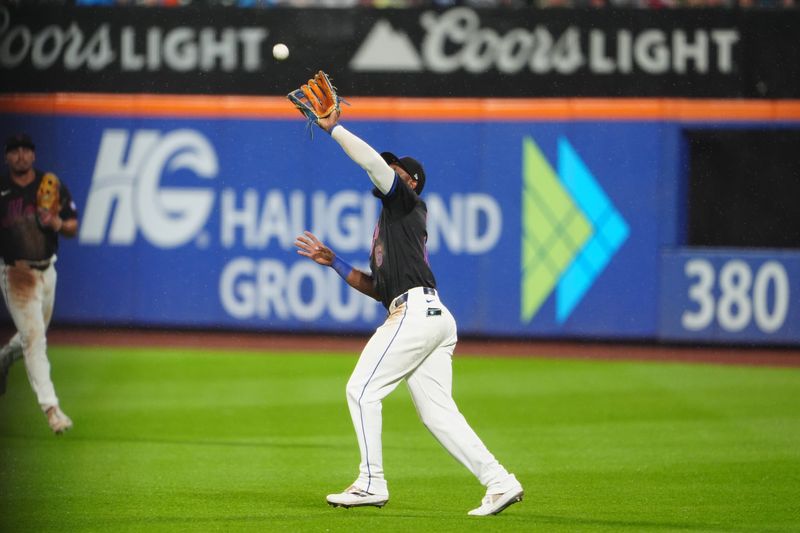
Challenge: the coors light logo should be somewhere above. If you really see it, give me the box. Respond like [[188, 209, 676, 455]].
[[350, 7, 740, 76], [0, 8, 268, 73]]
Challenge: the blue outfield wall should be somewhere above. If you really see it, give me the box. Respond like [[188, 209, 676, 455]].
[[0, 112, 796, 344]]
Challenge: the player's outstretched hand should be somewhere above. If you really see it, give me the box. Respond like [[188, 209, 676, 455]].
[[295, 231, 335, 266]]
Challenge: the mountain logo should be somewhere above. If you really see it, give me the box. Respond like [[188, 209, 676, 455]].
[[521, 136, 629, 323], [350, 20, 423, 72]]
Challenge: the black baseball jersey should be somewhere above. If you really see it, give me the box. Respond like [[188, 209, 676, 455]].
[[370, 177, 436, 309], [0, 170, 78, 263]]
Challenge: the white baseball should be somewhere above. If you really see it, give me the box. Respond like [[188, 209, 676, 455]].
[[272, 43, 289, 61]]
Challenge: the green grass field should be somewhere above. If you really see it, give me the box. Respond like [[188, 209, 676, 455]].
[[1, 345, 799, 532]]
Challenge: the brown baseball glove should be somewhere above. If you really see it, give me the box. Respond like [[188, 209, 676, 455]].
[[37, 173, 61, 214], [287, 70, 346, 128]]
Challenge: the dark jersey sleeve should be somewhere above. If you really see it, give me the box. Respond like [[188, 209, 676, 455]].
[[57, 178, 78, 221]]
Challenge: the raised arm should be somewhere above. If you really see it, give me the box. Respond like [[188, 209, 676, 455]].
[[294, 231, 379, 301], [319, 110, 396, 195]]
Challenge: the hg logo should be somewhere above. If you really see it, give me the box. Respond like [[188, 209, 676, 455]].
[[79, 129, 217, 248]]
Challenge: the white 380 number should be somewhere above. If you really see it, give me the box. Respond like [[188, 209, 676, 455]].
[[681, 259, 790, 333]]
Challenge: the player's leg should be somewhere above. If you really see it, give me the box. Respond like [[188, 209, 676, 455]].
[[405, 305, 523, 515], [0, 267, 24, 395], [42, 261, 57, 329], [329, 305, 434, 506], [39, 264, 71, 433], [344, 312, 423, 495], [0, 265, 66, 431], [0, 265, 25, 394], [0, 332, 24, 362], [0, 332, 23, 395], [404, 307, 512, 487]]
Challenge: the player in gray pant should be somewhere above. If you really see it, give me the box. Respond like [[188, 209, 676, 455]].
[[294, 109, 523, 516]]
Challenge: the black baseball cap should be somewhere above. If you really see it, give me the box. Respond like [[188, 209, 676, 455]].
[[5, 133, 35, 153], [381, 152, 426, 194]]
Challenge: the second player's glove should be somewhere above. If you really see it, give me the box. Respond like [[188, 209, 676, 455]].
[[36, 173, 61, 214]]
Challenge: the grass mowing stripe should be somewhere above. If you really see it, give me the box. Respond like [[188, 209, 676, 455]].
[[0, 345, 798, 532]]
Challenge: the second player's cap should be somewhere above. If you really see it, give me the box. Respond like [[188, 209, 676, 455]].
[[381, 152, 426, 194], [5, 133, 35, 153]]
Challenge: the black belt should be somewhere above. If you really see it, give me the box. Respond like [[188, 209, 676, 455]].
[[10, 259, 51, 271], [392, 287, 436, 309]]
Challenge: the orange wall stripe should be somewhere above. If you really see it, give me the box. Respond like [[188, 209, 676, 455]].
[[1, 93, 800, 121]]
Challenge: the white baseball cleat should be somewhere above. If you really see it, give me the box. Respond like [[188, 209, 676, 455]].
[[468, 482, 524, 516], [326, 485, 389, 508], [46, 406, 73, 435]]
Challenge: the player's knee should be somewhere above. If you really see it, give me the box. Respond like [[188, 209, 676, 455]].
[[345, 380, 361, 404], [346, 379, 383, 407], [15, 328, 46, 361]]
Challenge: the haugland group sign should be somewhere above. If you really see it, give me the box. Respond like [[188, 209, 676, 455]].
[[0, 5, 798, 98]]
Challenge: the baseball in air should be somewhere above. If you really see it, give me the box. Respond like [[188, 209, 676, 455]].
[[272, 43, 290, 61]]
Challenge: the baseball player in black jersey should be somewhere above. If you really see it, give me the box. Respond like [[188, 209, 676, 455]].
[[0, 133, 78, 434], [294, 111, 523, 516]]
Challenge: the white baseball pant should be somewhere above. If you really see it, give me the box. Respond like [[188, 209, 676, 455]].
[[0, 259, 59, 411], [346, 286, 514, 496]]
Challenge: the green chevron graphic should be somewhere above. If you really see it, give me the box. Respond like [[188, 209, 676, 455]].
[[521, 137, 592, 321]]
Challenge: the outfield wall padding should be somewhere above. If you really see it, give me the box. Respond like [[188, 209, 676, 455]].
[[1, 95, 798, 345]]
